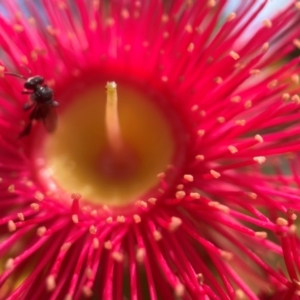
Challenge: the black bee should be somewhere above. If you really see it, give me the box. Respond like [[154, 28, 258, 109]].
[[5, 72, 59, 137]]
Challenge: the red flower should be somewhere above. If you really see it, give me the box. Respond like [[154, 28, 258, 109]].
[[1, 1, 300, 299]]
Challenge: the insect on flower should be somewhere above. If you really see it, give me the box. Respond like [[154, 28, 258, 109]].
[[4, 71, 59, 137]]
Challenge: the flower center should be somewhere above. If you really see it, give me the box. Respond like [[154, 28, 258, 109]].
[[33, 76, 185, 207]]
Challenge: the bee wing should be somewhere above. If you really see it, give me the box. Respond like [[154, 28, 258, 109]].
[[19, 105, 38, 138], [19, 121, 33, 138], [36, 104, 58, 133], [43, 106, 57, 133]]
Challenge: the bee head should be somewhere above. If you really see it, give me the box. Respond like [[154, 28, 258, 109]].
[[24, 76, 44, 90]]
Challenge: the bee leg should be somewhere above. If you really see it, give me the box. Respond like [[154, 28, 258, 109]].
[[19, 106, 38, 138], [23, 102, 34, 111], [46, 100, 59, 107], [19, 122, 32, 138], [29, 107, 38, 120], [22, 90, 32, 94]]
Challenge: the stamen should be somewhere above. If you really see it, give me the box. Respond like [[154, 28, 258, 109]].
[[197, 273, 204, 285], [106, 216, 113, 223], [104, 240, 112, 249], [136, 248, 145, 263], [8, 220, 16, 232], [30, 203, 40, 211], [176, 191, 186, 199], [72, 214, 79, 223], [37, 226, 47, 236], [148, 197, 157, 204], [82, 286, 93, 297], [35, 191, 44, 201], [93, 238, 99, 249], [5, 258, 14, 270], [111, 251, 124, 262], [133, 214, 141, 223], [169, 217, 182, 232], [46, 275, 56, 291], [153, 230, 162, 241], [89, 225, 97, 234], [190, 192, 201, 199], [174, 283, 185, 297], [17, 213, 24, 221]]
